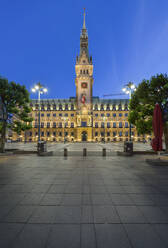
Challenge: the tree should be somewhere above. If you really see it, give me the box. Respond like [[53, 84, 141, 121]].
[[129, 73, 168, 151], [0, 76, 33, 152]]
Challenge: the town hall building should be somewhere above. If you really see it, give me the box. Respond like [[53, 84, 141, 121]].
[[12, 12, 145, 143]]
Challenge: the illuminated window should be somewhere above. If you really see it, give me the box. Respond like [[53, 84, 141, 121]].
[[47, 132, 50, 137], [119, 122, 122, 128], [125, 122, 128, 128], [95, 122, 98, 128], [113, 122, 116, 128], [119, 131, 122, 137], [101, 122, 104, 128]]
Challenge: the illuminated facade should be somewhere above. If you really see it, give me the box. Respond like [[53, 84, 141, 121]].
[[11, 12, 146, 143]]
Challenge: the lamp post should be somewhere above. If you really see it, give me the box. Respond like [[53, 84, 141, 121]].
[[31, 83, 47, 143], [122, 82, 136, 142]]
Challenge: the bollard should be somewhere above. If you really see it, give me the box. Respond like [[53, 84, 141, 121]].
[[83, 148, 87, 157], [102, 148, 106, 157], [64, 148, 68, 157]]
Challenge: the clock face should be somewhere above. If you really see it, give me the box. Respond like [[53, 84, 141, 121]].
[[81, 82, 87, 88]]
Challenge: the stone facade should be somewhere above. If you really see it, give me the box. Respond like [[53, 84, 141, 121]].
[[11, 12, 150, 143]]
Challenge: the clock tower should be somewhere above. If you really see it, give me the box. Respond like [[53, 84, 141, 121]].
[[75, 10, 94, 141], [75, 9, 93, 112]]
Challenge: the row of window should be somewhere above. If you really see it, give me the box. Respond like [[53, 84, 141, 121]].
[[95, 122, 132, 128], [32, 104, 129, 111], [33, 122, 132, 128], [32, 104, 75, 111], [94, 104, 128, 111], [40, 113, 75, 117], [80, 69, 89, 74], [95, 113, 128, 117], [34, 122, 74, 128], [95, 131, 134, 137], [35, 113, 128, 118], [29, 131, 74, 137], [28, 131, 134, 137]]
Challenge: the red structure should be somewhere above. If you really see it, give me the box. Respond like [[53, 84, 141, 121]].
[[151, 104, 163, 151]]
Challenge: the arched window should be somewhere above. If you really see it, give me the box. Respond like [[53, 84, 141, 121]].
[[80, 70, 82, 74], [119, 122, 122, 128], [71, 104, 74, 110], [95, 104, 98, 110], [47, 105, 50, 111], [83, 70, 85, 74], [112, 104, 116, 111], [53, 105, 56, 110], [59, 104, 62, 110], [65, 104, 68, 110], [124, 104, 128, 111], [100, 104, 104, 111], [118, 104, 122, 111], [106, 104, 110, 110]]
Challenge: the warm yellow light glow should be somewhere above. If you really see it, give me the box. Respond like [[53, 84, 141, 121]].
[[32, 88, 36, 92], [35, 85, 39, 90], [43, 88, 47, 93], [122, 88, 126, 92], [130, 84, 135, 89]]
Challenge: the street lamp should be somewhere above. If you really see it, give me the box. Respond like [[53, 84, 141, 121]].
[[122, 82, 136, 141], [31, 82, 47, 143]]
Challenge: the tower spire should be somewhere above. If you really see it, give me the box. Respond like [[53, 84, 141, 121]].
[[83, 8, 86, 29]]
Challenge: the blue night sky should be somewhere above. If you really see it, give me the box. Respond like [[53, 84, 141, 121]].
[[0, 0, 168, 100]]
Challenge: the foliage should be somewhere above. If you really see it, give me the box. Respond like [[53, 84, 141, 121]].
[[0, 76, 33, 152], [128, 73, 168, 150]]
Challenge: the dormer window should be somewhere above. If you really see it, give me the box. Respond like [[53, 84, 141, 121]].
[[83, 60, 86, 63]]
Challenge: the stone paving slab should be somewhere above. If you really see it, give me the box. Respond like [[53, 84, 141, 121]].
[[0, 149, 168, 247]]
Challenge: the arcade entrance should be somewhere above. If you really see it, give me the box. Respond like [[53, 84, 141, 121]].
[[81, 131, 87, 141]]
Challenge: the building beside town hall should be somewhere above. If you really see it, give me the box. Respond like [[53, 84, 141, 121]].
[[11, 13, 146, 143]]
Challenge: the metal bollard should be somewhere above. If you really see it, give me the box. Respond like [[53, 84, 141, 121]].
[[64, 148, 68, 157], [83, 148, 87, 156], [102, 148, 106, 157]]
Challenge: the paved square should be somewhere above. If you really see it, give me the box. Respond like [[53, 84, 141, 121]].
[[0, 143, 168, 247]]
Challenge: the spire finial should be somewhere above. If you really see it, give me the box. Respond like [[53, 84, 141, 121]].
[[83, 8, 86, 29]]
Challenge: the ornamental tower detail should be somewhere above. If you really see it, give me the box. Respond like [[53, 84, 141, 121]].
[[75, 10, 94, 113]]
